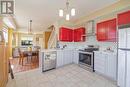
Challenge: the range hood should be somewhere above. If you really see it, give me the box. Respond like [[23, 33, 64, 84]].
[[85, 20, 95, 36]]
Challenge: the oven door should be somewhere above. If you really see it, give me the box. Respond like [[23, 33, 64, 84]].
[[79, 52, 93, 67]]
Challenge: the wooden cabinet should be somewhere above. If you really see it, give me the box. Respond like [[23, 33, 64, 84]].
[[94, 51, 117, 80], [59, 27, 73, 42], [97, 18, 117, 42], [118, 11, 130, 26], [0, 42, 8, 87], [74, 27, 86, 42]]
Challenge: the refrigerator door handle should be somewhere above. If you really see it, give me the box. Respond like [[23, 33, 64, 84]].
[[119, 48, 130, 51]]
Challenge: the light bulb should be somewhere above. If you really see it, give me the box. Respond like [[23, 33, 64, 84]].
[[59, 9, 63, 17], [66, 14, 70, 21], [71, 8, 75, 16]]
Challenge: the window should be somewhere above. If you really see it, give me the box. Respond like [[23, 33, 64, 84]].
[[21, 36, 33, 46]]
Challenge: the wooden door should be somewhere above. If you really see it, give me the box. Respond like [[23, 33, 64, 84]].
[[45, 31, 51, 49], [0, 42, 8, 87]]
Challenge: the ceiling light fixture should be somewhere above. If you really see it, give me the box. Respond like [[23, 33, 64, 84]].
[[28, 20, 32, 34], [59, 0, 75, 21]]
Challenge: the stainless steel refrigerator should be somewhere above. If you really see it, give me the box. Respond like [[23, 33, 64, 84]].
[[118, 27, 130, 87]]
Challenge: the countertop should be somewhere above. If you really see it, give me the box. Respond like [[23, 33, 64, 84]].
[[94, 50, 117, 55], [40, 49, 74, 52]]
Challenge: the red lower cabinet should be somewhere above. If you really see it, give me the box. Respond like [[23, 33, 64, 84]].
[[118, 11, 130, 26], [59, 27, 73, 42], [74, 27, 86, 42], [97, 18, 117, 42]]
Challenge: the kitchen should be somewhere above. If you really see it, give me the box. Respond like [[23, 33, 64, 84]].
[[39, 8, 130, 87], [40, 15, 117, 80], [0, 0, 130, 87]]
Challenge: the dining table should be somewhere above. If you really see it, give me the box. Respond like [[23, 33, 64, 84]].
[[23, 50, 39, 63]]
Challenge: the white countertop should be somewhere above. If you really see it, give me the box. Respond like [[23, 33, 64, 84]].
[[94, 50, 117, 55], [40, 49, 74, 52]]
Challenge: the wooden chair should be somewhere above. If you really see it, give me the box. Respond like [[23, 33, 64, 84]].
[[32, 51, 39, 62], [32, 47, 39, 62], [18, 48, 26, 65]]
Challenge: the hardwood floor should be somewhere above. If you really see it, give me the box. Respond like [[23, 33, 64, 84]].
[[10, 57, 39, 73]]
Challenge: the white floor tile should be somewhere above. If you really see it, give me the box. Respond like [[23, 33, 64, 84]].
[[6, 64, 117, 87]]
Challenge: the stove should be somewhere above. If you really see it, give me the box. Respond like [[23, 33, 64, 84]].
[[79, 47, 99, 72]]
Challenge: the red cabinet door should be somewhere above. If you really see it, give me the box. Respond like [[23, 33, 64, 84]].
[[74, 29, 78, 42], [68, 29, 73, 42], [80, 28, 86, 41], [97, 18, 116, 42], [59, 27, 73, 42], [97, 22, 107, 41], [118, 11, 130, 26], [74, 27, 85, 42], [59, 27, 67, 41], [107, 18, 117, 41]]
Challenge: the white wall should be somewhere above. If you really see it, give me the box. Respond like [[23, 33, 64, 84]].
[[59, 35, 117, 51]]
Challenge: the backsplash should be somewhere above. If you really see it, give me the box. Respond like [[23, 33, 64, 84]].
[[59, 35, 117, 51]]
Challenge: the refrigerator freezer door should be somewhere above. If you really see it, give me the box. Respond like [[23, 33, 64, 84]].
[[118, 50, 126, 87], [127, 28, 130, 49], [126, 51, 130, 87], [119, 29, 127, 48]]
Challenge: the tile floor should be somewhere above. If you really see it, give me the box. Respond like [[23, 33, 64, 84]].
[[7, 64, 117, 87]]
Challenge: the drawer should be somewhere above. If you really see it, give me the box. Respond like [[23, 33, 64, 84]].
[[95, 59, 105, 65]]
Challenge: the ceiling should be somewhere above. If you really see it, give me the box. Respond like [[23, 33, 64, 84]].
[[15, 0, 119, 33]]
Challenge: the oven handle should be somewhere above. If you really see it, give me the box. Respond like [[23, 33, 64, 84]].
[[79, 51, 93, 55]]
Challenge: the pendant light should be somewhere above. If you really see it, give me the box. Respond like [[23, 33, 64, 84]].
[[59, 9, 63, 17], [28, 20, 32, 34], [59, 0, 75, 20], [71, 8, 75, 16], [66, 14, 70, 20]]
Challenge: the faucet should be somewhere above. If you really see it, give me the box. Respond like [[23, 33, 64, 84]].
[[63, 45, 67, 49]]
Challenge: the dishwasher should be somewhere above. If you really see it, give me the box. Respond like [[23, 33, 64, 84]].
[[42, 51, 56, 72]]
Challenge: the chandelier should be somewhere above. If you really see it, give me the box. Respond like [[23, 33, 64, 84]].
[[59, 0, 75, 21]]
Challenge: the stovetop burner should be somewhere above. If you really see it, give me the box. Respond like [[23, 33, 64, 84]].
[[79, 47, 99, 52]]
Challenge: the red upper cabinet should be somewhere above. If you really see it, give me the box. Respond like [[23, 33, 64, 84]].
[[59, 27, 85, 42], [74, 27, 86, 42], [118, 11, 130, 26], [107, 19, 117, 41], [97, 18, 117, 42], [59, 27, 73, 42], [97, 22, 107, 41]]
